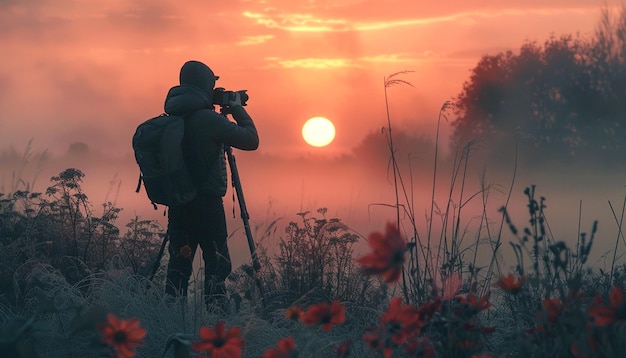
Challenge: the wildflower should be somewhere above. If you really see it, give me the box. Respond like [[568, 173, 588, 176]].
[[403, 336, 435, 358], [456, 339, 481, 351], [542, 298, 564, 324], [417, 298, 442, 322], [192, 321, 244, 358], [570, 342, 585, 358], [380, 297, 423, 345], [98, 313, 146, 358], [571, 336, 598, 358], [362, 327, 393, 358], [455, 293, 492, 317], [524, 325, 545, 343], [179, 244, 192, 259], [464, 322, 476, 331], [285, 306, 303, 321], [588, 285, 626, 326], [357, 223, 408, 283], [467, 293, 492, 312], [262, 337, 297, 358], [333, 339, 352, 358], [301, 300, 345, 332], [496, 273, 526, 294]]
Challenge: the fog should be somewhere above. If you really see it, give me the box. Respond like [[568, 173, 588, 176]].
[[2, 128, 625, 274]]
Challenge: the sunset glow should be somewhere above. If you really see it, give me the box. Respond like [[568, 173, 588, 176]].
[[0, 0, 618, 158]]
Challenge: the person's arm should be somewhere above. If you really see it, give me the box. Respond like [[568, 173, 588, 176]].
[[218, 94, 259, 150]]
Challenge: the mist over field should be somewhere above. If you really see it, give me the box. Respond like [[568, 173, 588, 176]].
[[3, 119, 624, 273]]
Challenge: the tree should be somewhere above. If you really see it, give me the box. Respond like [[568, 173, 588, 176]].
[[352, 128, 436, 177], [451, 6, 626, 169]]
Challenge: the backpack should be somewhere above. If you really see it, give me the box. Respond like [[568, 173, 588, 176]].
[[132, 113, 197, 208]]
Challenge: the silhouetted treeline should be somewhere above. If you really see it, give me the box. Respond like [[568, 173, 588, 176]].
[[452, 7, 626, 171]]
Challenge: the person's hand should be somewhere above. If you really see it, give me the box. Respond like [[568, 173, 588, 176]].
[[228, 92, 242, 107]]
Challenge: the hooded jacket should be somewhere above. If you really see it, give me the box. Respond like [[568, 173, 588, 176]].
[[164, 61, 259, 197]]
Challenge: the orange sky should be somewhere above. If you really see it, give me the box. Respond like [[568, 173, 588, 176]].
[[2, 0, 625, 269], [0, 0, 620, 158]]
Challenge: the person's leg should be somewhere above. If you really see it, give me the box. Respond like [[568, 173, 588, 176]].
[[165, 206, 197, 298], [197, 196, 232, 306]]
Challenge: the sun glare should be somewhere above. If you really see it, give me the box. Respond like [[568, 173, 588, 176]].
[[302, 117, 336, 147]]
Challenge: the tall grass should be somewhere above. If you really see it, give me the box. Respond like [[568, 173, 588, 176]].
[[379, 72, 507, 306]]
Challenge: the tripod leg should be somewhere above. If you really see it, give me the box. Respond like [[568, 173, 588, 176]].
[[224, 145, 265, 306], [148, 233, 168, 282]]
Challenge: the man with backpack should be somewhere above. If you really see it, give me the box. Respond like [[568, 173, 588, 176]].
[[161, 60, 259, 308]]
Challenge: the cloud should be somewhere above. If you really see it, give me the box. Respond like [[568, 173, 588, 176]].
[[243, 11, 350, 32], [360, 53, 419, 63], [265, 57, 360, 69], [237, 35, 276, 46], [241, 5, 602, 33], [0, 0, 247, 51], [264, 50, 472, 69]]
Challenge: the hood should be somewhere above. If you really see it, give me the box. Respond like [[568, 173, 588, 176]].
[[179, 60, 217, 99], [163, 85, 213, 115]]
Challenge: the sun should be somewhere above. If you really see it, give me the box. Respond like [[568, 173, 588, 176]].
[[302, 117, 336, 147]]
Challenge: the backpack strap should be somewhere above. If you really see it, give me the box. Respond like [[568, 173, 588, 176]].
[[135, 173, 142, 193], [136, 174, 158, 210]]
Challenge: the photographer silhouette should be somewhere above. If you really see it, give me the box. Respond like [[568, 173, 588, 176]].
[[162, 60, 259, 309]]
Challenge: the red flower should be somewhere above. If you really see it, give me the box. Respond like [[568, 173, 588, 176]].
[[456, 339, 480, 351], [98, 313, 146, 358], [496, 273, 526, 294], [301, 300, 345, 331], [570, 342, 586, 358], [357, 223, 408, 283], [417, 299, 442, 321], [362, 327, 393, 358], [571, 335, 598, 358], [285, 306, 303, 321], [588, 285, 626, 326], [262, 337, 297, 358], [333, 339, 352, 358], [403, 336, 435, 357], [542, 298, 564, 324], [467, 293, 492, 312], [455, 293, 492, 316], [192, 321, 245, 358], [380, 297, 423, 345], [179, 244, 193, 259]]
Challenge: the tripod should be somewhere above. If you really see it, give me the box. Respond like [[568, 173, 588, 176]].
[[224, 144, 266, 305]]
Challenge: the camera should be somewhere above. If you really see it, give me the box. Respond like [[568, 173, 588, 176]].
[[213, 88, 249, 107]]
